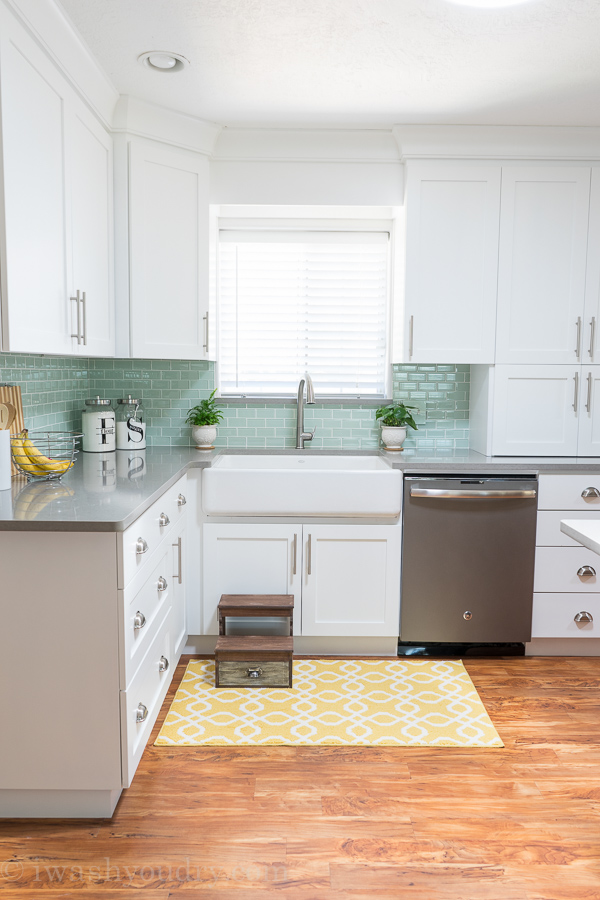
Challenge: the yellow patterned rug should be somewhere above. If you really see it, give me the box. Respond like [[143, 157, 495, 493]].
[[155, 658, 503, 747]]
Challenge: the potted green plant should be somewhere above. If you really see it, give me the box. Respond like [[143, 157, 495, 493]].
[[375, 402, 419, 451], [185, 390, 224, 449]]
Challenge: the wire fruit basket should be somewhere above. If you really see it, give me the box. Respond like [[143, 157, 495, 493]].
[[10, 430, 82, 481]]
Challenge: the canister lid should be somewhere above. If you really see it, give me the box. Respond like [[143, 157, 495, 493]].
[[117, 396, 141, 405], [85, 396, 112, 407]]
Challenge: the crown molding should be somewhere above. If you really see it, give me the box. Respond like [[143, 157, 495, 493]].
[[1, 0, 119, 128], [393, 125, 600, 161], [213, 127, 401, 163], [113, 96, 222, 157]]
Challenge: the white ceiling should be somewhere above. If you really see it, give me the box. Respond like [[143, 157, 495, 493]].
[[57, 0, 600, 128]]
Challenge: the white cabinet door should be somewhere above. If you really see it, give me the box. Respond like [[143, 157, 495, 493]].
[[0, 28, 70, 354], [301, 525, 401, 637], [584, 168, 600, 363], [202, 524, 301, 635], [577, 366, 600, 456], [171, 520, 187, 658], [403, 164, 500, 364], [129, 141, 210, 360], [66, 102, 114, 357], [495, 167, 591, 364], [491, 365, 579, 456]]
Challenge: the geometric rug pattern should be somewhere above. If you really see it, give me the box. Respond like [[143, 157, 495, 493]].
[[155, 658, 503, 747]]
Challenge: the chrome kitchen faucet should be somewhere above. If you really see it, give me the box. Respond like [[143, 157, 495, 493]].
[[295, 374, 316, 449]]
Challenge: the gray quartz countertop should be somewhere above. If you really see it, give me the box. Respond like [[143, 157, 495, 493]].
[[2, 446, 600, 531]]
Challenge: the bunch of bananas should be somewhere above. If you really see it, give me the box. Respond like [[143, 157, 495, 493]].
[[11, 429, 72, 476], [13, 480, 75, 520]]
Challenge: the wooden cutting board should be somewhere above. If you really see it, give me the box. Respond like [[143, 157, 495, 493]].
[[0, 384, 25, 475]]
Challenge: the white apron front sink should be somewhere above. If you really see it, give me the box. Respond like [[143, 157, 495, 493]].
[[202, 453, 402, 517]]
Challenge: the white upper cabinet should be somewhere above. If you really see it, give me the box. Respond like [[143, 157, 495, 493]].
[[66, 102, 114, 357], [0, 21, 114, 356], [402, 163, 500, 364], [129, 141, 211, 360], [584, 169, 600, 364], [495, 167, 591, 365]]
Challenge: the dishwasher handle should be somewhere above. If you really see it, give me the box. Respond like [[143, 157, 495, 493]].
[[410, 487, 537, 499]]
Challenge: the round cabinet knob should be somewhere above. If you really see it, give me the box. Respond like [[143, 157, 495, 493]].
[[577, 566, 597, 578], [177, 494, 187, 507], [246, 667, 263, 678], [133, 611, 146, 630], [159, 512, 170, 527], [135, 537, 148, 555], [157, 576, 168, 592], [158, 655, 169, 673], [135, 703, 148, 723], [581, 487, 600, 499], [575, 611, 594, 624], [463, 611, 473, 621]]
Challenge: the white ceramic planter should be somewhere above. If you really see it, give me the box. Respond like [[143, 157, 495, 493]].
[[192, 424, 217, 449], [381, 425, 407, 451]]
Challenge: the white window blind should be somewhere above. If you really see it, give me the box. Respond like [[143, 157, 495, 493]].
[[217, 229, 390, 396]]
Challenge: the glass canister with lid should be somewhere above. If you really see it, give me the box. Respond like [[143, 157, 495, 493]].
[[82, 397, 116, 452], [116, 396, 146, 450]]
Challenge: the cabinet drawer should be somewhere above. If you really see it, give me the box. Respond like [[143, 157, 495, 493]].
[[120, 608, 173, 787], [534, 546, 600, 592], [536, 509, 600, 547], [532, 593, 600, 638], [538, 474, 600, 511], [120, 549, 172, 689], [119, 474, 188, 588]]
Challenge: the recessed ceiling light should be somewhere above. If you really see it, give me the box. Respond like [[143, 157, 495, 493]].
[[137, 51, 189, 73]]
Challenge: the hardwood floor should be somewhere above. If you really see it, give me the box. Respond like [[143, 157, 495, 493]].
[[1, 656, 600, 899]]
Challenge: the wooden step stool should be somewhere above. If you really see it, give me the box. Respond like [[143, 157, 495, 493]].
[[215, 594, 294, 688]]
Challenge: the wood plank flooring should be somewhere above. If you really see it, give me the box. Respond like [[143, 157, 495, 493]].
[[1, 656, 600, 899]]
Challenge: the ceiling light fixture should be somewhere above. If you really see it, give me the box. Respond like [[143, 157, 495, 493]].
[[137, 51, 189, 73]]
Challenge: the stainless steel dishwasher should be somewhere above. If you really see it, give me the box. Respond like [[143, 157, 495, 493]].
[[400, 474, 538, 645]]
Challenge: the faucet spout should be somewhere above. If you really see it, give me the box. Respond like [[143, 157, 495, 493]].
[[296, 374, 316, 449]]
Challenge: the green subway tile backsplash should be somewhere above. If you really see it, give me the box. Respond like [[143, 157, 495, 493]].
[[0, 355, 470, 450]]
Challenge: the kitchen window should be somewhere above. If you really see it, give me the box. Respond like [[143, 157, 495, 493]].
[[216, 222, 391, 397]]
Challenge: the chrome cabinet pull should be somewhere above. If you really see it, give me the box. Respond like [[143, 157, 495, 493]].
[[177, 493, 187, 507], [135, 537, 148, 555], [573, 371, 579, 412], [575, 611, 594, 624], [292, 533, 298, 576], [463, 611, 473, 621], [409, 315, 414, 360], [159, 512, 170, 527], [158, 655, 169, 673], [590, 317, 596, 359], [81, 291, 87, 346], [135, 703, 148, 723], [203, 312, 209, 353], [246, 667, 262, 678], [586, 372, 593, 413], [173, 536, 182, 584], [71, 290, 82, 344], [577, 566, 596, 578], [581, 486, 600, 499], [576, 316, 582, 359], [133, 611, 146, 630], [157, 576, 168, 592], [307, 533, 312, 576]]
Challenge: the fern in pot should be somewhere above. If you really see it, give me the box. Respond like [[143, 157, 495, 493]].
[[185, 390, 224, 449], [375, 402, 418, 451]]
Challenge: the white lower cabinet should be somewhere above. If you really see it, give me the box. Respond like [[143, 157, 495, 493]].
[[0, 475, 188, 818], [532, 474, 600, 644], [202, 522, 402, 639]]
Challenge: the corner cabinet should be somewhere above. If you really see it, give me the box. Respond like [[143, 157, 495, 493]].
[[401, 163, 500, 364], [0, 16, 114, 356], [202, 522, 402, 639], [128, 141, 212, 360]]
